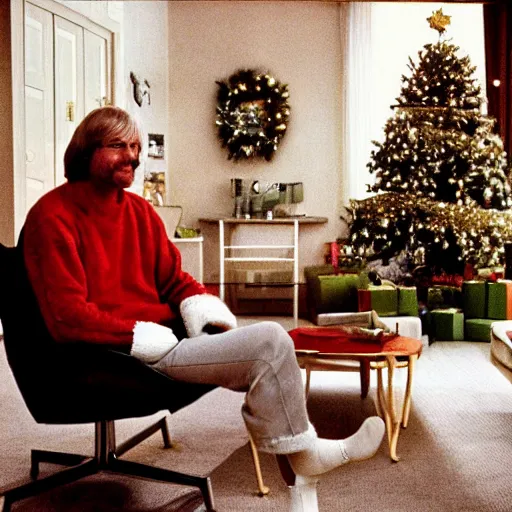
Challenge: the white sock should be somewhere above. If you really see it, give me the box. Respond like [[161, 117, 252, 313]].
[[289, 475, 319, 512], [288, 416, 385, 477]]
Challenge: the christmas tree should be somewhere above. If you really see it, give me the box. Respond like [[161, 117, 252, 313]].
[[346, 9, 512, 277]]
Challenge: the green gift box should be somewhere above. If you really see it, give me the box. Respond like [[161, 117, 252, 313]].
[[397, 286, 418, 316], [316, 274, 361, 313], [309, 273, 362, 314], [464, 318, 495, 342], [462, 281, 487, 319], [486, 280, 512, 320], [431, 308, 464, 341], [358, 285, 398, 317], [304, 265, 337, 282], [305, 265, 336, 319]]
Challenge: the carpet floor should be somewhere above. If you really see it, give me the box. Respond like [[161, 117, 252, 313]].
[[212, 340, 512, 511], [1, 329, 512, 511]]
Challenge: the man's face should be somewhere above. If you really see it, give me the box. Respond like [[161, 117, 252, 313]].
[[89, 135, 141, 191]]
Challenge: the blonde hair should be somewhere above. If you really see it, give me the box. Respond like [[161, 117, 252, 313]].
[[64, 106, 142, 182]]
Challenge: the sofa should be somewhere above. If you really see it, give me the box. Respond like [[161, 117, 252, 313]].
[[490, 321, 512, 383]]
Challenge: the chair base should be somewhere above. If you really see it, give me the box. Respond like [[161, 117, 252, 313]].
[[0, 417, 216, 512]]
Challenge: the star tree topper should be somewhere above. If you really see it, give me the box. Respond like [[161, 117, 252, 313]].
[[427, 8, 451, 35]]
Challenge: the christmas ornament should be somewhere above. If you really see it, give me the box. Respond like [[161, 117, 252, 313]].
[[427, 9, 451, 35]]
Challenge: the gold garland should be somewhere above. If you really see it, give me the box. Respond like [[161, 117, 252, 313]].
[[347, 192, 512, 271]]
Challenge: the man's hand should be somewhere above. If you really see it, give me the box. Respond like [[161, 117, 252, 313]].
[[180, 294, 237, 338], [202, 322, 233, 335], [131, 321, 179, 363]]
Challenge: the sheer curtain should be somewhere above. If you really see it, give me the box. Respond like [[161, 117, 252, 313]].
[[340, 2, 486, 206], [339, 2, 373, 206]]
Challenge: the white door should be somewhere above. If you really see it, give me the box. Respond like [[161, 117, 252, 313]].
[[84, 30, 110, 114], [24, 2, 55, 213], [54, 15, 84, 186], [23, 1, 112, 212]]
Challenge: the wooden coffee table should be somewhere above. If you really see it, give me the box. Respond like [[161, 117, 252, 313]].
[[290, 327, 423, 463], [247, 329, 422, 497]]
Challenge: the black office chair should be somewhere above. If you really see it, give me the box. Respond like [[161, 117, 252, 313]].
[[0, 233, 217, 511]]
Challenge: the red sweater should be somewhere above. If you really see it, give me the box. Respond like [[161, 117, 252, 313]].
[[23, 181, 206, 348]]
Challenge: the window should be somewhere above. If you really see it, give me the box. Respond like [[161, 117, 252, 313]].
[[342, 2, 486, 202]]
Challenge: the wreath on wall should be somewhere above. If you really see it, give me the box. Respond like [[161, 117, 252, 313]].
[[215, 69, 290, 161]]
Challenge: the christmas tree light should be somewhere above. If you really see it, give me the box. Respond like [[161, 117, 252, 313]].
[[346, 9, 512, 275]]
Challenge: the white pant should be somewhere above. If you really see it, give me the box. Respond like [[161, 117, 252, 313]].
[[152, 321, 316, 453]]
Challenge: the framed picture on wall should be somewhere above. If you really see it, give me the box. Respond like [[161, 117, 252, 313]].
[[148, 133, 164, 158], [143, 171, 166, 206]]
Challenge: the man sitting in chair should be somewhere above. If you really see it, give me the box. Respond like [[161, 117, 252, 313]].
[[23, 106, 385, 512]]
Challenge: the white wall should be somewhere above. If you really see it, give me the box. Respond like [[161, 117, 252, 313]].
[[58, 1, 171, 197], [121, 1, 171, 197], [168, 1, 344, 283]]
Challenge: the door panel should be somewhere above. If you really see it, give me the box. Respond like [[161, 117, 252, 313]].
[[54, 15, 84, 186], [25, 8, 46, 90], [24, 2, 54, 213], [25, 88, 48, 184], [84, 30, 109, 114]]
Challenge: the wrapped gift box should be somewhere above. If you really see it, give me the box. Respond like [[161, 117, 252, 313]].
[[397, 286, 418, 317], [427, 286, 463, 311], [464, 318, 495, 342], [305, 265, 337, 320], [304, 264, 364, 316], [304, 264, 337, 282], [304, 265, 361, 321], [486, 280, 512, 320], [316, 274, 361, 313], [430, 308, 464, 341], [462, 281, 487, 319], [358, 285, 398, 317], [316, 312, 422, 340], [380, 315, 422, 341]]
